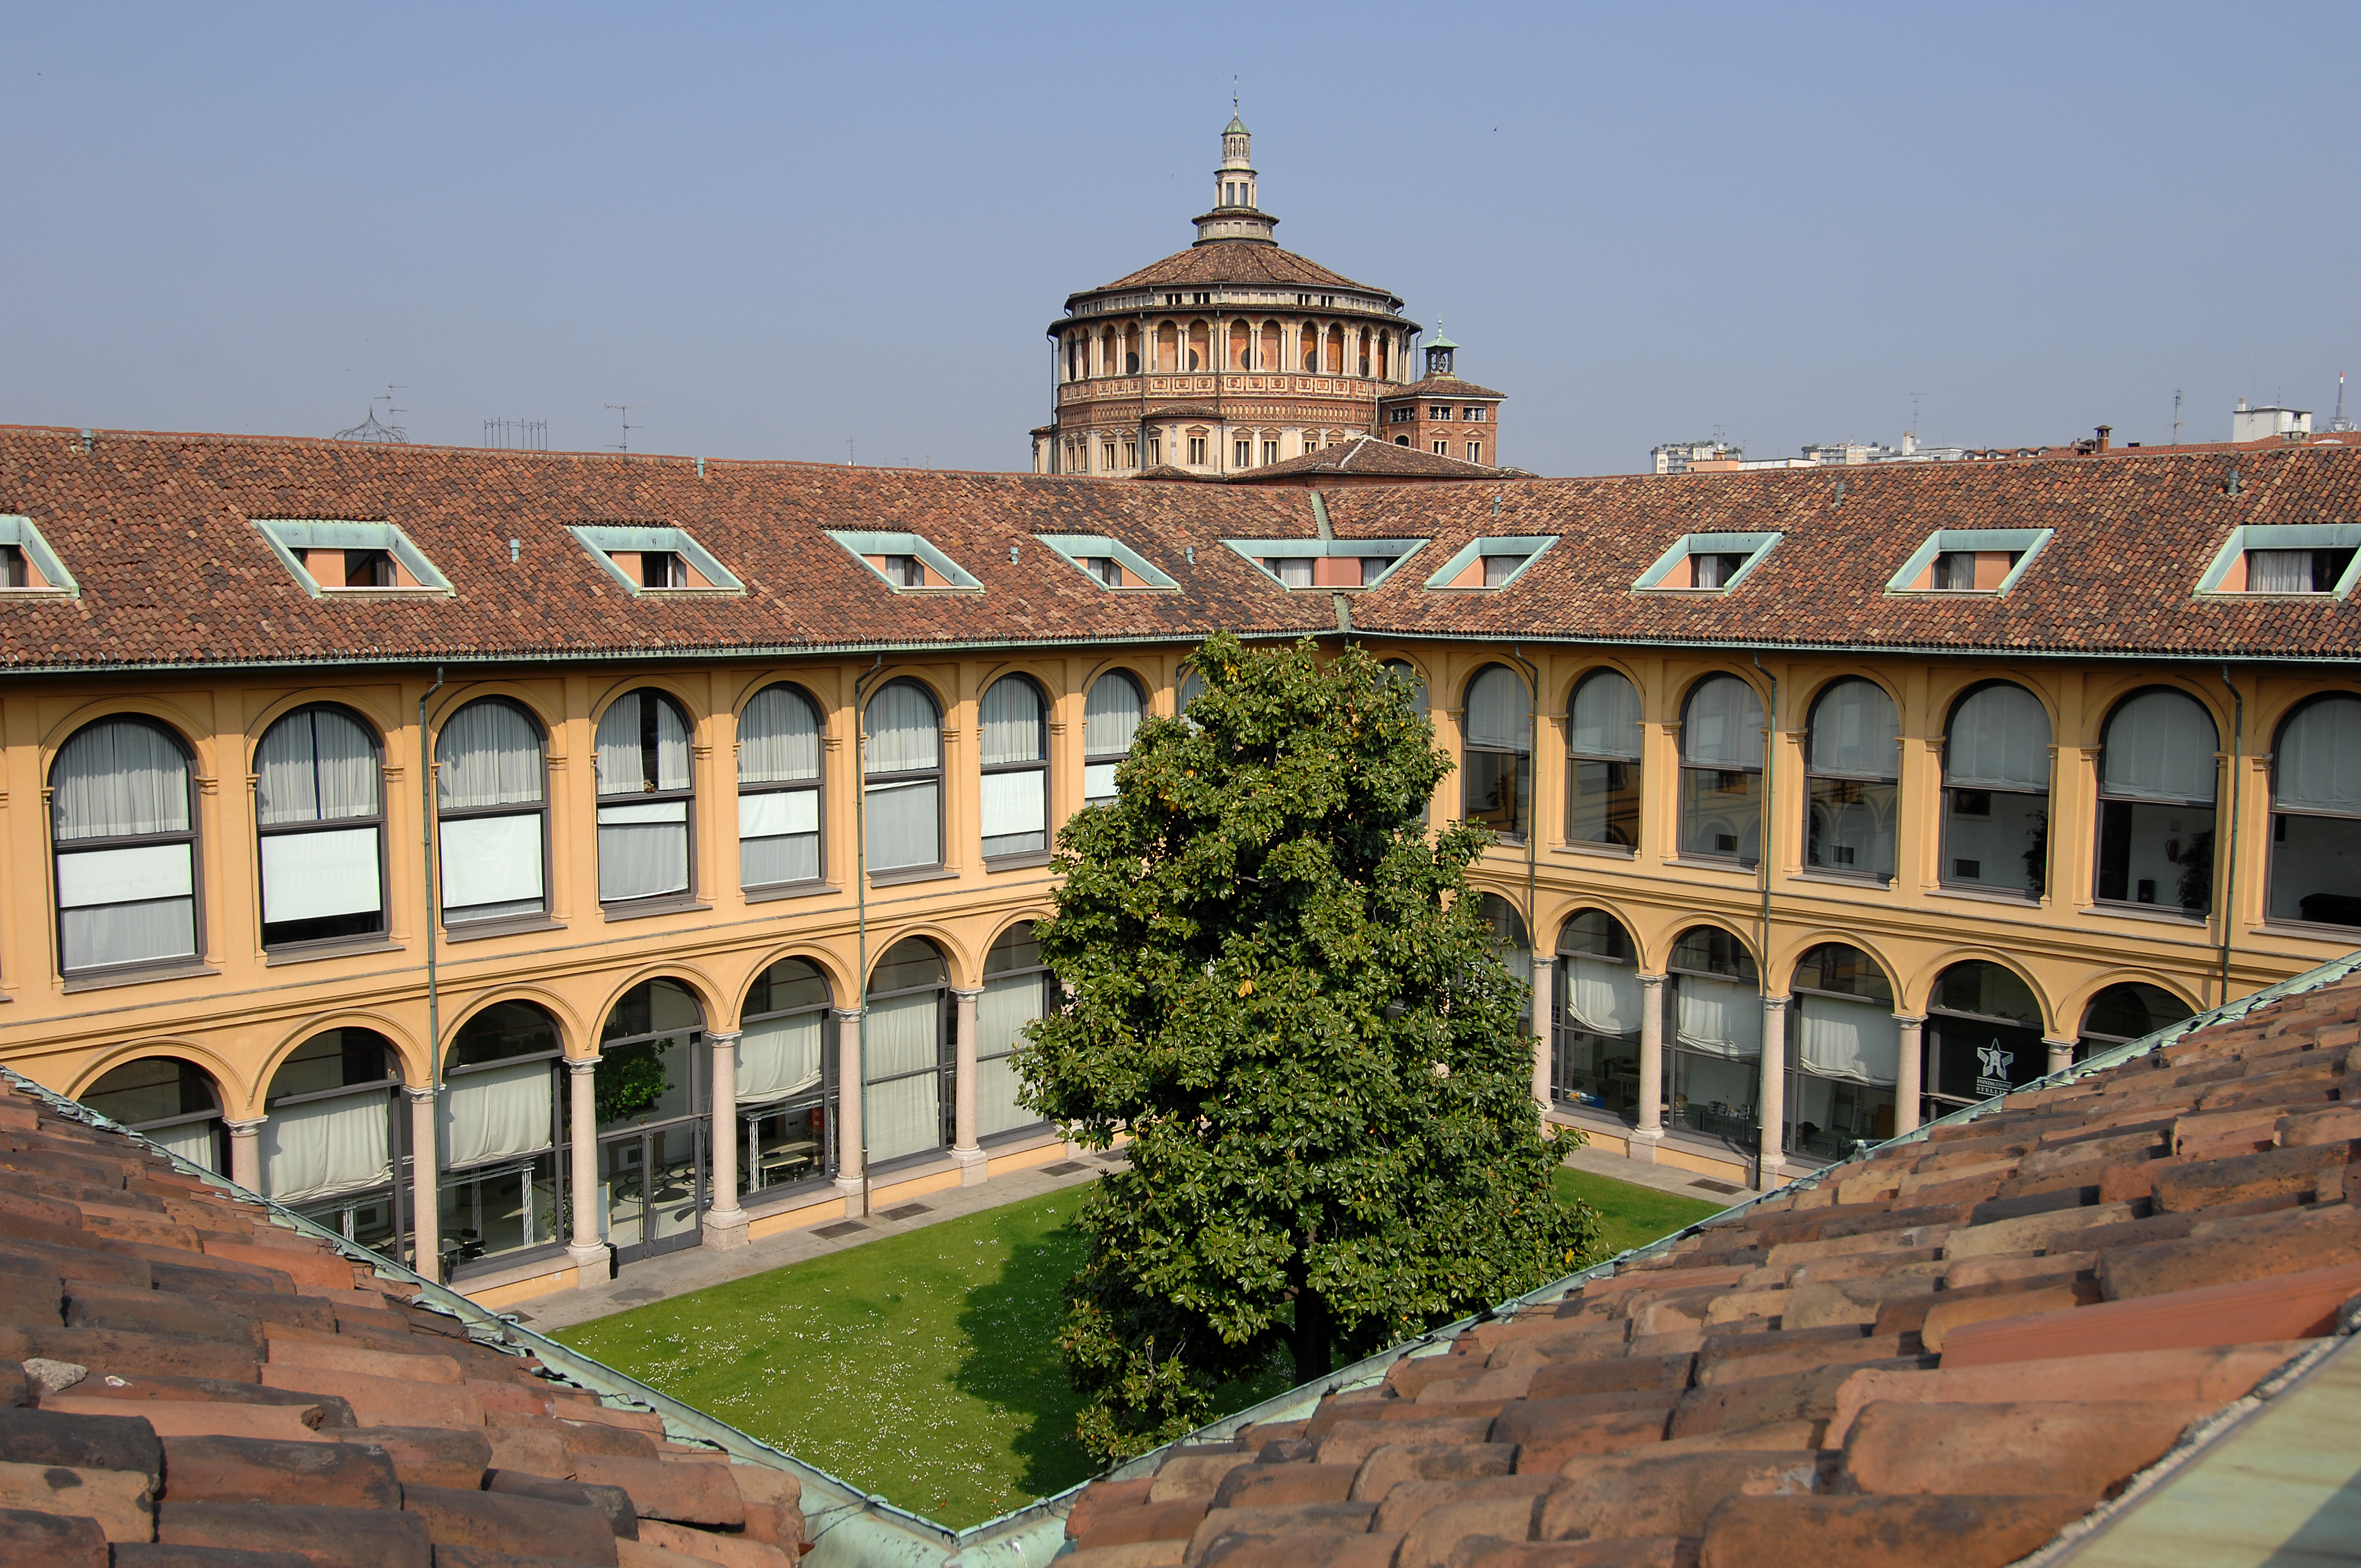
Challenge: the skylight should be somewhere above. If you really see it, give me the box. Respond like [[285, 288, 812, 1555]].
[[0, 514, 78, 596], [254, 520, 452, 597], [1886, 528, 2053, 595], [2196, 524, 2361, 598], [825, 531, 983, 592], [1034, 535, 1179, 591], [568, 525, 744, 595], [1421, 536, 1558, 590], [1223, 538, 1425, 590], [1633, 531, 1780, 592]]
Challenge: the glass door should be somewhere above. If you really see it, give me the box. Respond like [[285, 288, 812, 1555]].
[[600, 1121, 705, 1263]]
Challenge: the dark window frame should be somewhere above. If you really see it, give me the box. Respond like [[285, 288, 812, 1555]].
[[255, 703, 390, 954], [50, 714, 205, 982]]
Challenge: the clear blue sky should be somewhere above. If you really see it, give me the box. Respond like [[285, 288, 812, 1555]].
[[6, 3, 2355, 476]]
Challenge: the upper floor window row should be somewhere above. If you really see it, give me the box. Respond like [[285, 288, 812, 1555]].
[[2198, 524, 2361, 598]]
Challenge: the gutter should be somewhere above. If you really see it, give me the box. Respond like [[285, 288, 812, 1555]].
[[2219, 667, 2245, 1008], [851, 655, 885, 1217]]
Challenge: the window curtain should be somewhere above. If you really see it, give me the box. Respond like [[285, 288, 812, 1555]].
[[739, 790, 819, 885], [57, 841, 196, 969], [1178, 670, 1206, 714], [261, 826, 382, 922], [1085, 675, 1144, 756], [866, 684, 940, 774], [257, 709, 379, 825], [981, 771, 1046, 845], [736, 1012, 823, 1103], [1675, 976, 1763, 1058], [1798, 995, 1901, 1085], [976, 972, 1043, 1135], [2276, 696, 2361, 815], [442, 1060, 553, 1169], [439, 814, 543, 914], [263, 1090, 392, 1203], [1946, 685, 2052, 790], [1565, 957, 1640, 1035], [1273, 558, 1313, 588], [52, 719, 189, 839], [1082, 764, 1120, 803], [2248, 550, 2313, 592], [739, 688, 820, 783], [1570, 673, 1642, 760], [1465, 668, 1531, 752], [150, 1118, 218, 1172], [1810, 679, 1900, 780], [981, 680, 1043, 764], [1682, 677, 1764, 769], [864, 991, 942, 1162], [597, 801, 689, 901], [865, 779, 939, 870], [2100, 690, 2218, 803], [595, 693, 689, 794], [437, 703, 543, 809]]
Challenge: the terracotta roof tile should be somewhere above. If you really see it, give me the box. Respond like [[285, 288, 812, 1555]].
[[1084, 243, 1388, 298]]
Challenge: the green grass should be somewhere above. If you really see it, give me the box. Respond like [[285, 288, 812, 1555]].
[[1556, 1166, 1731, 1259]]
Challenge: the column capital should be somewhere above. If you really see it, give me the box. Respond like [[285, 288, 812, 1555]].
[[222, 1117, 266, 1135], [950, 986, 983, 1001], [705, 1030, 743, 1046], [1762, 993, 1792, 1011], [833, 1006, 864, 1022], [565, 1056, 599, 1077], [1892, 1014, 1927, 1026], [1636, 971, 1666, 988], [405, 1084, 439, 1104]]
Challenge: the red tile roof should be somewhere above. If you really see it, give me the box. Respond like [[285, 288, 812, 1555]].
[[1379, 378, 1507, 404], [1082, 243, 1390, 299], [1215, 437, 1517, 485]]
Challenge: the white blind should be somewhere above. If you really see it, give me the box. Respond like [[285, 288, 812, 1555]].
[[2101, 690, 2218, 803], [260, 826, 382, 922], [739, 790, 818, 837], [1466, 667, 1531, 750], [981, 770, 1047, 837], [442, 1060, 553, 1169], [1569, 672, 1642, 760], [865, 778, 939, 869], [739, 687, 821, 783], [1085, 674, 1144, 757], [53, 719, 190, 840], [437, 703, 544, 809], [263, 1090, 391, 1203], [2277, 695, 2361, 815], [57, 842, 193, 907], [257, 708, 379, 825], [597, 802, 689, 901], [737, 1012, 823, 1103], [866, 684, 940, 774], [1675, 975, 1762, 1058], [1809, 679, 1899, 781], [981, 679, 1044, 765], [1798, 994, 1901, 1085], [595, 692, 690, 795], [1082, 763, 1120, 802], [1682, 677, 1764, 769], [61, 894, 196, 971], [1565, 956, 1639, 1035], [439, 813, 543, 911], [1946, 684, 2052, 790]]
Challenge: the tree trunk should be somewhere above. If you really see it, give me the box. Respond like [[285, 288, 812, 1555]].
[[1291, 1289, 1334, 1384]]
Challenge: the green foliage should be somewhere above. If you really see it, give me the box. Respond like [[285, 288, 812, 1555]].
[[594, 1040, 670, 1124], [1019, 634, 1598, 1464]]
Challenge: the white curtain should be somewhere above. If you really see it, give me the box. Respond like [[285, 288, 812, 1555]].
[[977, 972, 1043, 1135], [1178, 669, 1206, 714], [1085, 674, 1144, 757], [981, 679, 1043, 764], [737, 1012, 823, 1103], [53, 719, 190, 839], [1810, 679, 1900, 781], [1682, 677, 1765, 769], [2103, 690, 2218, 803], [866, 778, 939, 869], [437, 703, 543, 809], [1565, 957, 1639, 1035], [1082, 763, 1120, 802], [263, 1091, 392, 1203], [1798, 995, 1901, 1085], [257, 709, 379, 825], [739, 788, 820, 885], [597, 801, 689, 901], [866, 684, 940, 774], [739, 687, 820, 783], [1465, 667, 1531, 751], [1946, 685, 2052, 790], [439, 813, 543, 913], [261, 826, 382, 922], [2248, 550, 2313, 592], [595, 693, 689, 794], [151, 1118, 218, 1172], [1570, 672, 1642, 760], [1676, 976, 1762, 1058], [1273, 557, 1312, 588], [442, 1060, 553, 1169], [865, 991, 942, 1161], [58, 841, 197, 969], [2276, 696, 2361, 815], [981, 770, 1046, 841]]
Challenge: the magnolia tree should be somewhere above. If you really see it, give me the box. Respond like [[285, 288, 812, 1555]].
[[1018, 634, 1597, 1463]]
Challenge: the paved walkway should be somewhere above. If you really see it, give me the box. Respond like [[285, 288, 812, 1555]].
[[1555, 1141, 1754, 1204]]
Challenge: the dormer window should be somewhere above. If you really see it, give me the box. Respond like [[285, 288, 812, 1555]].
[[2197, 524, 2361, 598], [884, 554, 925, 587], [1224, 537, 1424, 590], [1634, 532, 1780, 593], [1035, 536, 1179, 591], [341, 549, 398, 588], [1422, 537, 1557, 591], [255, 520, 452, 598], [1887, 528, 2052, 596], [1429, 405, 1453, 420], [568, 525, 742, 595], [0, 515, 76, 596], [825, 531, 983, 593]]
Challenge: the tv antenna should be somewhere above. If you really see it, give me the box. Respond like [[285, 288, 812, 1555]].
[[2172, 389, 2183, 447], [2332, 372, 2352, 432], [846, 437, 856, 466], [605, 405, 643, 453], [334, 386, 409, 443], [1909, 390, 1922, 439]]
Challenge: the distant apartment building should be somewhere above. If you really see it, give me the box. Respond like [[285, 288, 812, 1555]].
[[2231, 399, 2313, 443]]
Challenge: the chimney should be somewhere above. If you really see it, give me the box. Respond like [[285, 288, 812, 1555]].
[[2095, 424, 2112, 453]]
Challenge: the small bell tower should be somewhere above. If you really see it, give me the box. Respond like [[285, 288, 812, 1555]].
[[1193, 103, 1280, 246]]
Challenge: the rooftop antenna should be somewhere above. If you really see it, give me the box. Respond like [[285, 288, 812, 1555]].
[[334, 386, 408, 443], [846, 437, 856, 467], [604, 404, 641, 453], [383, 384, 406, 429], [2332, 372, 2352, 432], [1909, 390, 1922, 439], [2172, 389, 2184, 447]]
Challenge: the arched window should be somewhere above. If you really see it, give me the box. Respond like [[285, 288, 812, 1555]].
[[1325, 325, 1343, 375], [738, 684, 823, 891], [434, 699, 548, 927], [1084, 671, 1145, 806], [2267, 693, 2361, 929], [1941, 683, 2050, 897], [1260, 319, 1282, 373], [596, 978, 706, 1261], [866, 938, 951, 1164], [1357, 328, 1371, 378], [1157, 322, 1178, 372], [981, 677, 1049, 859], [1178, 666, 1206, 714], [1301, 325, 1320, 372], [1464, 666, 1532, 841], [1678, 676, 1764, 865], [51, 716, 199, 976], [2096, 689, 2218, 913], [1477, 894, 1532, 1027], [1567, 670, 1642, 850], [1066, 336, 1081, 382], [595, 689, 693, 907], [980, 924, 1054, 1138], [738, 957, 834, 1196], [1924, 961, 2044, 1122], [255, 705, 384, 950], [1553, 909, 1640, 1113], [1189, 320, 1209, 372], [864, 680, 942, 874], [1787, 944, 1897, 1155], [1805, 679, 1900, 879], [1666, 927, 1760, 1147], [263, 1028, 401, 1250], [2077, 981, 2194, 1060], [83, 1057, 222, 1172], [1379, 658, 1431, 718], [440, 1000, 563, 1273]]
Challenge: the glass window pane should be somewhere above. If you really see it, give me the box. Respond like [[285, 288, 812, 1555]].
[[739, 687, 821, 783], [2102, 690, 2218, 803], [1680, 677, 1764, 769]]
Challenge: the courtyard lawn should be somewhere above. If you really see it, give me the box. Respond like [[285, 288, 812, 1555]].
[[1557, 1166, 1731, 1260]]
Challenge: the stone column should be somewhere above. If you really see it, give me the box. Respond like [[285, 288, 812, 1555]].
[[1528, 957, 1554, 1110], [2044, 1038, 2076, 1078], [224, 1117, 264, 1193], [407, 1087, 440, 1283], [1894, 1016, 1925, 1136], [832, 1007, 864, 1217], [1634, 974, 1667, 1162], [705, 1032, 748, 1249], [951, 988, 985, 1186], [1758, 996, 1789, 1191], [565, 1059, 606, 1275]]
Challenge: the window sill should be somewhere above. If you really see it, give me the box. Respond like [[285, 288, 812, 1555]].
[[983, 851, 1056, 872], [871, 865, 957, 888], [442, 916, 565, 945], [1927, 883, 2043, 908], [744, 880, 836, 905], [1553, 841, 1638, 861], [1662, 855, 1760, 876], [2088, 899, 2209, 927], [600, 898, 711, 924], [62, 961, 220, 994], [980, 1121, 1058, 1150], [866, 1146, 959, 1182], [2257, 918, 2361, 940], [1790, 868, 1894, 890], [265, 938, 405, 967]]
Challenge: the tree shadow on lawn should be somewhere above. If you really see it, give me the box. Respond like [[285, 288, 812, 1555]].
[[949, 1208, 1096, 1500]]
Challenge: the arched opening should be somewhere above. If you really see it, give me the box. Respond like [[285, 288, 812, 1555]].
[[1325, 325, 1343, 375], [1157, 322, 1178, 372], [1805, 679, 1900, 880], [2267, 693, 2361, 929], [52, 716, 200, 977], [1567, 670, 1642, 850], [738, 958, 834, 1197], [1189, 320, 1209, 372], [1301, 324, 1320, 372], [1924, 961, 2045, 1123], [980, 925, 1055, 1138], [264, 1027, 403, 1251], [1679, 676, 1764, 865], [1357, 328, 1371, 378], [436, 699, 548, 928], [1477, 894, 1532, 1028], [82, 1055, 224, 1173], [739, 683, 824, 891], [595, 978, 707, 1262], [1941, 683, 2050, 897], [1552, 909, 1640, 1114], [865, 680, 943, 874], [2077, 981, 2195, 1060], [257, 704, 386, 950], [440, 1000, 564, 1275], [1260, 319, 1282, 374], [1084, 671, 1146, 807], [1464, 666, 1533, 842], [981, 676, 1049, 859], [1785, 944, 1897, 1155], [2097, 689, 2218, 913], [866, 938, 952, 1166], [1666, 926, 1760, 1149], [595, 689, 694, 908]]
